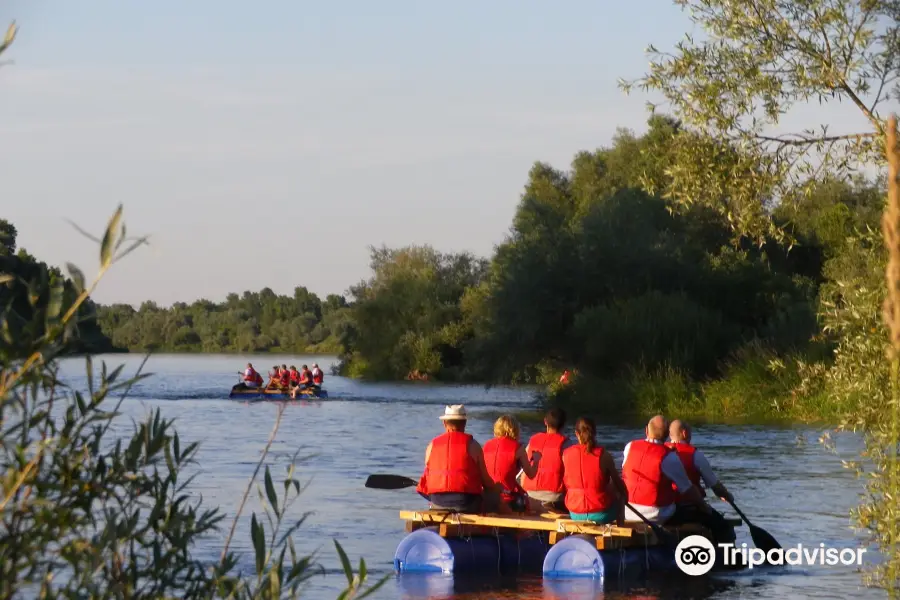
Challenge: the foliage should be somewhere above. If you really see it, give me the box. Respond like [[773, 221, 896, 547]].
[[0, 206, 386, 598], [0, 218, 115, 356], [620, 0, 899, 241], [813, 118, 900, 593], [463, 120, 822, 385], [338, 245, 487, 380], [95, 288, 350, 354]]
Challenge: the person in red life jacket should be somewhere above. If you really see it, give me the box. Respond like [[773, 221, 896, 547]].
[[290, 365, 314, 398], [664, 419, 736, 544], [416, 404, 503, 513], [483, 415, 541, 513], [288, 366, 300, 387], [311, 363, 324, 387], [521, 407, 574, 512], [239, 363, 264, 388], [562, 417, 628, 524], [277, 364, 291, 389], [265, 365, 281, 389], [622, 415, 705, 524], [665, 420, 733, 503]]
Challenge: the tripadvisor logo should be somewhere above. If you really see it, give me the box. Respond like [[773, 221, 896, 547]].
[[675, 535, 867, 575], [675, 535, 716, 575]]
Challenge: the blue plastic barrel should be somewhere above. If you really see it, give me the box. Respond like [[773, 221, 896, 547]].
[[394, 527, 502, 574], [542, 535, 676, 579]]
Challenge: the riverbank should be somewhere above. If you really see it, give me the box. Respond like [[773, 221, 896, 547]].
[[541, 351, 839, 426]]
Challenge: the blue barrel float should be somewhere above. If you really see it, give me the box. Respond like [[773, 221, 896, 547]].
[[393, 527, 550, 574]]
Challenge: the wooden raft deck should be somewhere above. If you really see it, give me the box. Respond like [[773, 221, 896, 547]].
[[399, 510, 742, 550]]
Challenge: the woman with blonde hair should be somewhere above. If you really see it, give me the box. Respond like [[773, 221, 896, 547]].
[[562, 416, 628, 524], [483, 414, 541, 512]]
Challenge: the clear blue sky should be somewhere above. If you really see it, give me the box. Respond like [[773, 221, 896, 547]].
[[0, 1, 869, 306]]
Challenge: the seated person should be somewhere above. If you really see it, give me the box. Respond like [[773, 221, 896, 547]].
[[521, 407, 573, 512], [664, 419, 736, 543], [288, 366, 300, 387], [416, 404, 502, 513], [290, 365, 312, 399], [311, 363, 324, 387], [266, 365, 281, 388], [562, 416, 628, 524], [237, 363, 263, 389], [622, 415, 705, 524], [483, 415, 541, 513]]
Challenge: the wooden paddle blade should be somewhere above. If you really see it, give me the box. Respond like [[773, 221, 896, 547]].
[[749, 523, 781, 552], [365, 474, 418, 490]]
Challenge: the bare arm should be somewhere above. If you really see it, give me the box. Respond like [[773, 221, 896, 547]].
[[424, 441, 432, 466], [516, 445, 540, 479]]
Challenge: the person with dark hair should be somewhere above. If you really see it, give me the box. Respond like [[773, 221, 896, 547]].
[[521, 407, 574, 512], [561, 417, 628, 524]]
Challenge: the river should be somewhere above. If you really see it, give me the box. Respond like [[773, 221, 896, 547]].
[[53, 353, 884, 599]]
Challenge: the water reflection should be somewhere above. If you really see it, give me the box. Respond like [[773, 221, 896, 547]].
[[395, 572, 742, 599]]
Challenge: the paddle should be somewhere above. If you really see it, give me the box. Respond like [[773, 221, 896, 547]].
[[366, 474, 418, 490], [726, 499, 780, 552], [623, 502, 679, 547]]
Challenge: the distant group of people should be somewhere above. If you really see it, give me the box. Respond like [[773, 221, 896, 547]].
[[415, 405, 735, 542], [238, 362, 324, 398]]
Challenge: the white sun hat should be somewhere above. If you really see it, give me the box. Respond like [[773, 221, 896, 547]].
[[439, 404, 467, 420]]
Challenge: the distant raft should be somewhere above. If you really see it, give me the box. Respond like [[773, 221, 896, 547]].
[[229, 385, 328, 400]]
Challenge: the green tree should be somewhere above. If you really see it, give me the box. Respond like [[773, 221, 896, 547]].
[[620, 0, 899, 240]]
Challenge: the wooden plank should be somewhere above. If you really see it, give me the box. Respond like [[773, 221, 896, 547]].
[[399, 510, 633, 538]]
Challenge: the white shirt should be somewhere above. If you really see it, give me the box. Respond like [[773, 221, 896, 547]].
[[311, 367, 322, 377], [622, 438, 693, 523]]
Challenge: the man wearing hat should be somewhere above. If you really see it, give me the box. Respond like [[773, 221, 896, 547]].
[[416, 404, 503, 513]]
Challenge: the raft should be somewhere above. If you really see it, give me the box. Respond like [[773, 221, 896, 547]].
[[228, 385, 328, 400], [393, 509, 742, 579]]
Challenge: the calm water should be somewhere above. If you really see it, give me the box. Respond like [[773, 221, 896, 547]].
[[53, 353, 885, 600]]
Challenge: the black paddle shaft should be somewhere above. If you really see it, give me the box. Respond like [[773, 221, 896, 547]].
[[365, 474, 418, 490], [624, 502, 678, 547]]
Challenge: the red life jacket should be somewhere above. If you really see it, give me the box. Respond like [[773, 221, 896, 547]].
[[483, 437, 523, 501], [622, 440, 677, 507], [562, 445, 613, 514], [300, 370, 311, 384], [521, 432, 566, 493], [664, 442, 705, 499], [416, 431, 482, 495], [312, 369, 324, 384], [289, 370, 300, 384], [279, 370, 291, 386], [245, 369, 263, 385]]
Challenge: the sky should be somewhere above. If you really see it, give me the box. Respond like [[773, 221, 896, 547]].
[[0, 1, 880, 306]]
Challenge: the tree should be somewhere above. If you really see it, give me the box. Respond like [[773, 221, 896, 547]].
[[620, 0, 899, 240], [0, 219, 15, 256], [620, 0, 900, 592]]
